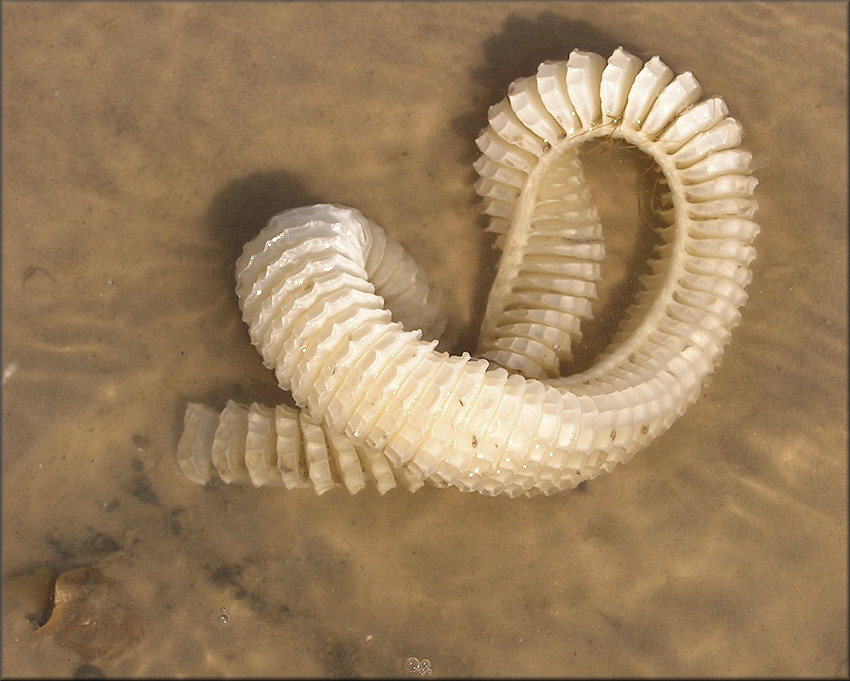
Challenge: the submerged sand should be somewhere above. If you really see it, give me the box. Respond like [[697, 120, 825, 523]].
[[2, 2, 847, 677]]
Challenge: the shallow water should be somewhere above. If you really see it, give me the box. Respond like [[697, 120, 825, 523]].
[[2, 2, 847, 677]]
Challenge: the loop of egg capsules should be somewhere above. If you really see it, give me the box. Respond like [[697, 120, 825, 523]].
[[177, 47, 758, 497]]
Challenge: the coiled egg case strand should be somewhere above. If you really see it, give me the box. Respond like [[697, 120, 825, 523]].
[[177, 47, 758, 497]]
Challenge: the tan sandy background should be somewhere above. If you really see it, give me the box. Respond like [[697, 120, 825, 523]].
[[2, 1, 847, 677]]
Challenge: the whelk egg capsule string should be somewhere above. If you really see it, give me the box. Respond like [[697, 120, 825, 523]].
[[177, 47, 758, 497]]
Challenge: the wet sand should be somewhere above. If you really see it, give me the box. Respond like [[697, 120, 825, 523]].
[[2, 2, 847, 677]]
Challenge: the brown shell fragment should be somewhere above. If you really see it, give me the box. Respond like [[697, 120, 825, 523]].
[[37, 566, 143, 661]]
